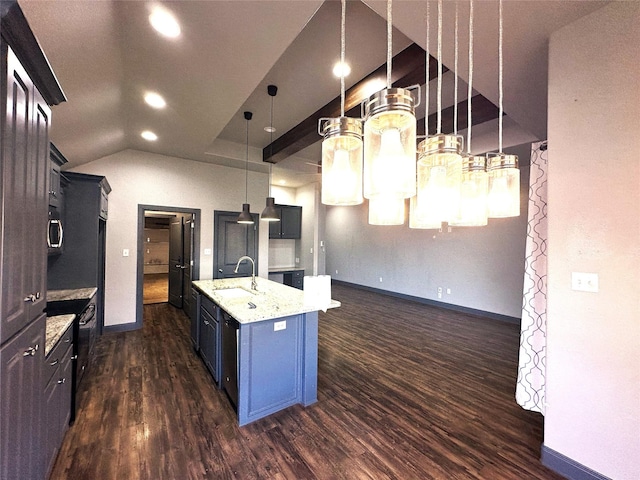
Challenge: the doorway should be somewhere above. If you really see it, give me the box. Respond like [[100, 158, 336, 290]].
[[213, 210, 258, 279], [136, 205, 201, 329]]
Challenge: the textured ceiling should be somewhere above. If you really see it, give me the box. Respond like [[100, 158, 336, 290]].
[[20, 0, 609, 187]]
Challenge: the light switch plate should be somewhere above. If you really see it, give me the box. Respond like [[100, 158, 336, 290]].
[[122, 249, 129, 257], [571, 272, 599, 292]]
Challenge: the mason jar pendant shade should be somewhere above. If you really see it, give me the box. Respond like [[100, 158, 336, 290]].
[[412, 134, 463, 226], [487, 153, 519, 218], [363, 87, 417, 200], [320, 117, 363, 206], [449, 155, 489, 227], [368, 194, 405, 226]]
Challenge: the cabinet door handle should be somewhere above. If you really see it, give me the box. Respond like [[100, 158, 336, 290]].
[[57, 378, 65, 384], [23, 294, 36, 303], [49, 359, 59, 366], [23, 344, 39, 357], [203, 320, 210, 326]]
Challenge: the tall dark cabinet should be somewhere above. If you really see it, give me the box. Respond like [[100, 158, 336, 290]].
[[1, 2, 66, 478], [47, 172, 110, 333]]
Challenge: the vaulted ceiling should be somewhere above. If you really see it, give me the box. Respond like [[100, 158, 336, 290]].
[[20, 0, 609, 187]]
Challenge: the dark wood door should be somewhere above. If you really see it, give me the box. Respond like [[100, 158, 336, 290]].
[[181, 215, 193, 316], [168, 216, 184, 308], [214, 211, 258, 279]]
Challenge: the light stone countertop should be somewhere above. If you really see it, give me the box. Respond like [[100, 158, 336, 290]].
[[192, 277, 340, 324], [45, 314, 75, 356], [48, 287, 97, 302]]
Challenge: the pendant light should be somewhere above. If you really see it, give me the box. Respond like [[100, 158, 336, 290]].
[[319, 0, 363, 206], [414, 0, 463, 228], [363, 0, 419, 224], [368, 194, 405, 226], [488, 0, 520, 218], [448, 0, 489, 227], [237, 111, 254, 224], [261, 85, 280, 222]]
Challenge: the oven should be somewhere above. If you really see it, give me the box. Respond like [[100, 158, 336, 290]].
[[75, 297, 96, 389]]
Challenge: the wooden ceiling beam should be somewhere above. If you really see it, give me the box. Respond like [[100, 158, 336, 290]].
[[263, 43, 502, 164], [263, 43, 439, 163]]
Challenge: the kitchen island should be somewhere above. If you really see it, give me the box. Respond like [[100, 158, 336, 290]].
[[192, 277, 339, 426]]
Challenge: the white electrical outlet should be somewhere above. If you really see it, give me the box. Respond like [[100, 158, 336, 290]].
[[379, 277, 383, 283], [335, 270, 338, 275], [437, 286, 443, 299], [274, 320, 286, 331], [122, 249, 129, 257], [571, 272, 599, 292], [446, 288, 451, 295], [204, 248, 212, 256]]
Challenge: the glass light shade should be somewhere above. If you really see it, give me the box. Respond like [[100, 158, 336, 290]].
[[237, 203, 254, 224], [320, 117, 363, 206], [410, 161, 444, 229], [261, 197, 280, 222], [368, 194, 405, 226], [449, 155, 489, 227], [414, 135, 463, 224], [487, 154, 520, 218], [363, 88, 417, 200]]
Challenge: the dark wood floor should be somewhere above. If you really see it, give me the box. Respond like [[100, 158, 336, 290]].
[[50, 284, 563, 480]]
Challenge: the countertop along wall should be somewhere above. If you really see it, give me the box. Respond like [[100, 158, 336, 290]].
[[69, 149, 269, 328], [544, 3, 640, 479], [324, 142, 531, 319]]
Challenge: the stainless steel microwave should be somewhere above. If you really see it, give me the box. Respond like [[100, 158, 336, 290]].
[[47, 207, 64, 255]]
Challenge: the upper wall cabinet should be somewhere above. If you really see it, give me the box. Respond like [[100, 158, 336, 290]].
[[269, 205, 302, 240], [49, 143, 67, 208]]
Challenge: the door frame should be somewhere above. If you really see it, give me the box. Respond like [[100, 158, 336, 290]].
[[136, 204, 201, 328]]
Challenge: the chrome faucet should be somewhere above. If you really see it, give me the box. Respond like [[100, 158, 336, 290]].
[[234, 255, 257, 290]]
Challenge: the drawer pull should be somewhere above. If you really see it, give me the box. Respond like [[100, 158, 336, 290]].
[[23, 344, 39, 357], [57, 378, 65, 384], [49, 359, 59, 366]]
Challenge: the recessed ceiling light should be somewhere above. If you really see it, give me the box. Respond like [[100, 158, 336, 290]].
[[144, 92, 166, 109], [149, 7, 181, 38], [264, 126, 276, 133], [141, 130, 158, 141], [332, 61, 351, 78]]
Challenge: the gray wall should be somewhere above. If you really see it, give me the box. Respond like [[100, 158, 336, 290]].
[[325, 142, 531, 319]]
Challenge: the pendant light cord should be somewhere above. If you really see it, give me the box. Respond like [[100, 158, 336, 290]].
[[437, 0, 442, 134], [387, 0, 392, 89], [245, 116, 249, 203], [425, 1, 429, 136], [340, 0, 346, 117], [498, 0, 503, 153], [467, 0, 474, 153], [269, 94, 273, 197], [453, 1, 459, 135]]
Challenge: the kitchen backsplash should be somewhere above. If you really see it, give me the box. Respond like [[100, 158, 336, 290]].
[[269, 239, 296, 268]]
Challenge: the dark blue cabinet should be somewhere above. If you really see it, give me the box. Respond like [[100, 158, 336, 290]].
[[198, 296, 220, 383]]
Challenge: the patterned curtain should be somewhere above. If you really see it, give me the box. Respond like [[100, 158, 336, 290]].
[[516, 141, 548, 414]]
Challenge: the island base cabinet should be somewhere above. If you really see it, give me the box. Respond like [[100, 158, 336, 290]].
[[198, 296, 219, 383], [236, 312, 318, 426]]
